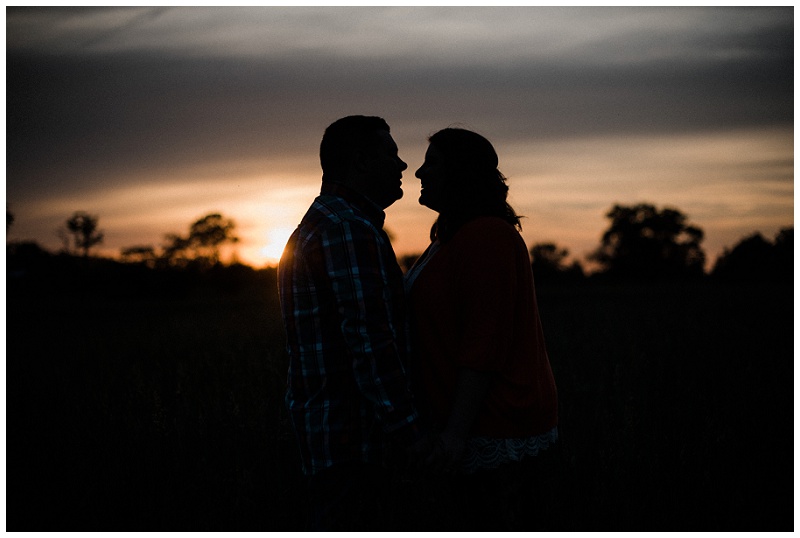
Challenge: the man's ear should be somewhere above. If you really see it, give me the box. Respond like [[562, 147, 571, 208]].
[[352, 149, 371, 173]]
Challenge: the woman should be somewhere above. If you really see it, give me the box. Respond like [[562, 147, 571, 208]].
[[405, 128, 559, 529]]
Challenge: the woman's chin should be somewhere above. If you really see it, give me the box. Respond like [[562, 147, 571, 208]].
[[419, 192, 440, 211]]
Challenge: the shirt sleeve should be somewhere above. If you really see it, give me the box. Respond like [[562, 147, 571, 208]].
[[321, 219, 420, 438], [453, 221, 519, 372]]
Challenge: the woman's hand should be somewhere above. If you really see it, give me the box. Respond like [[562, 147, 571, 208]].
[[421, 367, 490, 474], [406, 433, 436, 470]]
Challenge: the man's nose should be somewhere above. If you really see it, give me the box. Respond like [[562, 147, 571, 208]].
[[398, 158, 408, 172]]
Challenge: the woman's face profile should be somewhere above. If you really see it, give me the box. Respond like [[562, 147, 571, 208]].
[[415, 144, 449, 212]]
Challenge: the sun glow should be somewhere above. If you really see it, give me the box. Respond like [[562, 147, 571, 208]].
[[258, 226, 297, 266]]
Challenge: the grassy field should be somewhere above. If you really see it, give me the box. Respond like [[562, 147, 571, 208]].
[[7, 267, 794, 530]]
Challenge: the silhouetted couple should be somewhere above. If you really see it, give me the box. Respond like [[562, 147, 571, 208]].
[[278, 115, 558, 531]]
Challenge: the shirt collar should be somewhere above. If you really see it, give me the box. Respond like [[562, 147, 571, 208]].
[[321, 182, 386, 228]]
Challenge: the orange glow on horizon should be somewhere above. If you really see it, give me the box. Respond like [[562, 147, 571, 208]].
[[9, 128, 792, 273]]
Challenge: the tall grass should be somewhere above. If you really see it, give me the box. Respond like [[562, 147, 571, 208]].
[[9, 270, 303, 530], [7, 271, 793, 530], [536, 281, 793, 530]]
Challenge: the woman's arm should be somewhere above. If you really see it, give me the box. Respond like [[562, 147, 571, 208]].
[[426, 367, 492, 473]]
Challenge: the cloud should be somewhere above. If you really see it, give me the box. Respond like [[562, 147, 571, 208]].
[[7, 8, 792, 194], [8, 7, 791, 63]]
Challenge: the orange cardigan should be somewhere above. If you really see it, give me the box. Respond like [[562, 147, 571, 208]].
[[407, 217, 558, 438]]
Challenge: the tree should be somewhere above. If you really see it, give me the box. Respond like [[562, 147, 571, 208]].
[[60, 211, 104, 257], [160, 213, 239, 267], [589, 203, 705, 279], [712, 227, 793, 282], [531, 242, 584, 284], [187, 213, 239, 264], [772, 227, 793, 281]]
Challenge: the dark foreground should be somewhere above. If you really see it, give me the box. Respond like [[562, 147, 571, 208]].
[[7, 267, 793, 530]]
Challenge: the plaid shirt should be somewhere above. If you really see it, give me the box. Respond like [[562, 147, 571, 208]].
[[278, 182, 420, 475]]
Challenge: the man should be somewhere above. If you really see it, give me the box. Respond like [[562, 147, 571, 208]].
[[278, 116, 421, 530]]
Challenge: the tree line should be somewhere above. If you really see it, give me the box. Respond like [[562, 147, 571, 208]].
[[6, 203, 794, 284], [528, 203, 792, 284], [120, 213, 239, 269], [7, 210, 240, 270]]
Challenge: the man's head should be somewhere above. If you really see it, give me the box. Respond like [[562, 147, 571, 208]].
[[320, 115, 407, 209]]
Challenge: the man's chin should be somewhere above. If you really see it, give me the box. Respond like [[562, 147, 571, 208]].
[[378, 189, 403, 210]]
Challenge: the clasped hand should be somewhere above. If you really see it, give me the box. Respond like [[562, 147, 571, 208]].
[[406, 432, 466, 474]]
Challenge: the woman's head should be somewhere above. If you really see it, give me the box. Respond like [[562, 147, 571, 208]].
[[415, 127, 520, 240], [429, 127, 500, 177]]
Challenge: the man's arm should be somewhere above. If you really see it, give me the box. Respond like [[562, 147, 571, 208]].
[[323, 220, 419, 439]]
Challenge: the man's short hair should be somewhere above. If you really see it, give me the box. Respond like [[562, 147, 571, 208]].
[[320, 115, 391, 182]]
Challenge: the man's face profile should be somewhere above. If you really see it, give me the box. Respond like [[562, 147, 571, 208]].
[[361, 130, 408, 209]]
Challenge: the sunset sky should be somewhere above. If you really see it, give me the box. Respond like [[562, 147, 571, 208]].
[[5, 6, 794, 268]]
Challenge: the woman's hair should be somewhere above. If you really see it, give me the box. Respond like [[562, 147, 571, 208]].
[[427, 127, 522, 242]]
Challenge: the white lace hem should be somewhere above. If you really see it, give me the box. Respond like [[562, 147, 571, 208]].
[[461, 426, 559, 474]]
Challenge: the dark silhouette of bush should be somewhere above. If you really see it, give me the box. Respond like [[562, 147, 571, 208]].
[[712, 227, 793, 282], [120, 245, 158, 268], [7, 239, 278, 302], [7, 240, 53, 283], [589, 203, 706, 280], [531, 242, 585, 285], [8, 239, 50, 262]]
